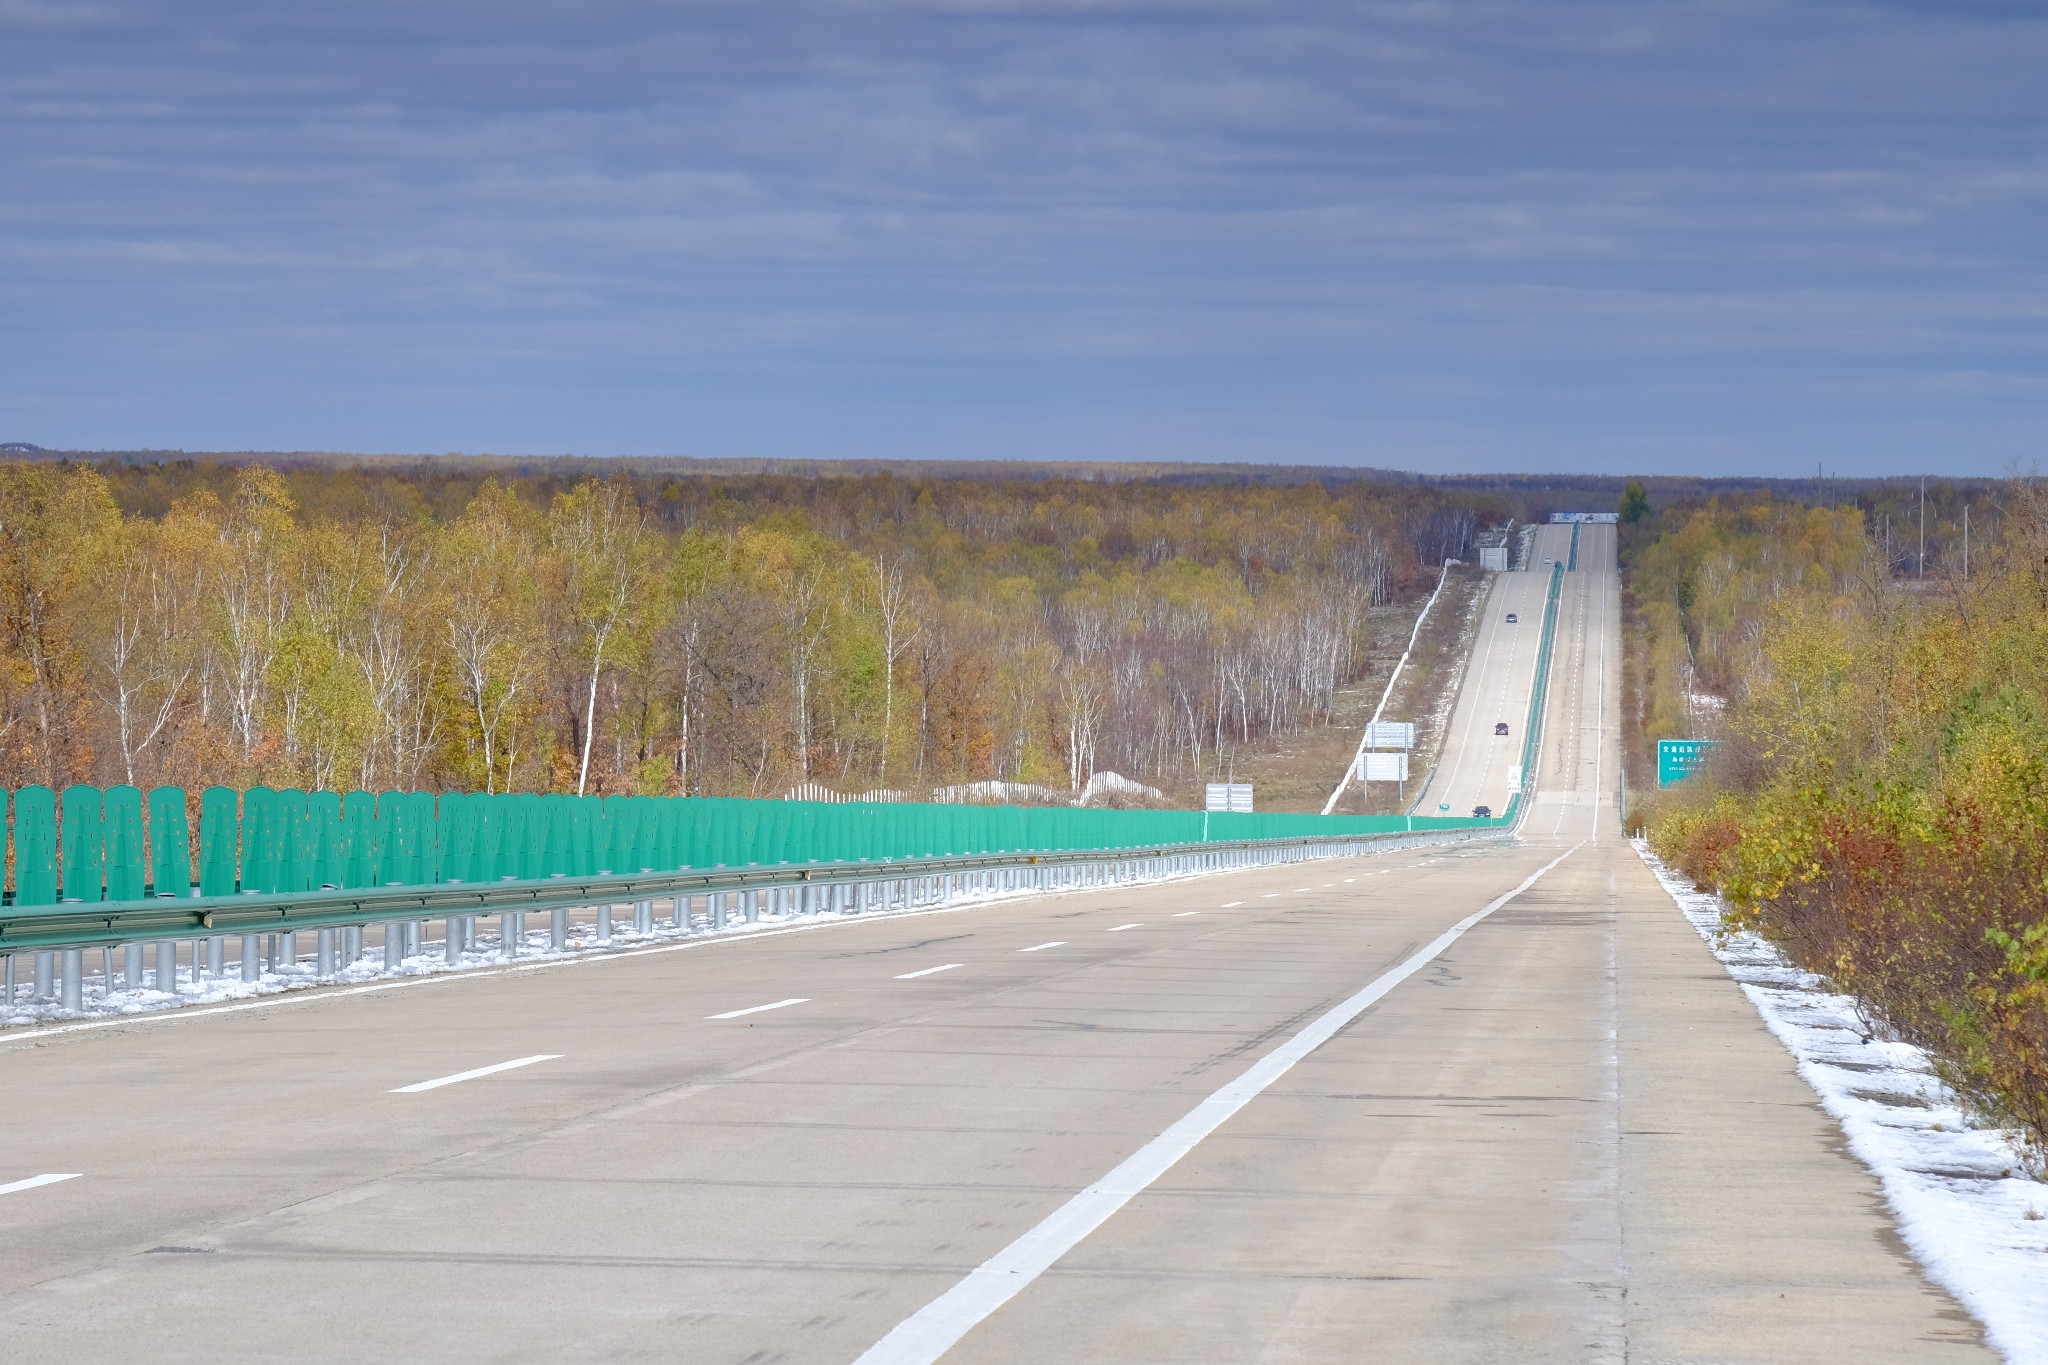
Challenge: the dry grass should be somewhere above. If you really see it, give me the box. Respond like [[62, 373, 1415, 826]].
[[1220, 565, 1492, 814]]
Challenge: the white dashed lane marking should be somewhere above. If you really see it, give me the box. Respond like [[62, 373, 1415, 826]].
[[896, 964, 964, 980], [707, 999, 809, 1020], [391, 1055, 562, 1093]]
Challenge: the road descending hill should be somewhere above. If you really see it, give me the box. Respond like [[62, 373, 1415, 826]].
[[0, 526, 1987, 1362]]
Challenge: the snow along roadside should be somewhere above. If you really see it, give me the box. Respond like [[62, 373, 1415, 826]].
[[1633, 839, 2048, 1364]]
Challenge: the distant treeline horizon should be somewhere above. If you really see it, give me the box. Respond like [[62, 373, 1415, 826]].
[[0, 446, 2011, 504]]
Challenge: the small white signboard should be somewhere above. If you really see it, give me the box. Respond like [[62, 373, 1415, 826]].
[[1205, 783, 1254, 813], [1507, 764, 1524, 789], [1360, 752, 1409, 783], [1365, 721, 1416, 750]]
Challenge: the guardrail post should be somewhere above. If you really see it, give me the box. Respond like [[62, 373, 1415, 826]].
[[551, 906, 569, 949], [670, 894, 689, 933], [444, 918, 462, 965], [595, 902, 612, 944], [633, 898, 653, 935], [240, 934, 260, 981], [503, 912, 522, 960], [155, 941, 176, 992], [59, 949, 82, 1011], [744, 890, 759, 925], [708, 891, 725, 929], [207, 936, 226, 978], [316, 928, 337, 981], [33, 950, 54, 999], [125, 942, 146, 989], [381, 924, 401, 972]]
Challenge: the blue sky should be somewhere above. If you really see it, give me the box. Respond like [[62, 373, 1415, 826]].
[[2, 1, 2042, 474]]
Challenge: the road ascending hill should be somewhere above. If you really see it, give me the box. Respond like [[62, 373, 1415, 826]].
[[0, 522, 1985, 1362]]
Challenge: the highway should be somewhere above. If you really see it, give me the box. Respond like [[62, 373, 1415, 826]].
[[1415, 521, 1582, 822], [0, 528, 1987, 1362]]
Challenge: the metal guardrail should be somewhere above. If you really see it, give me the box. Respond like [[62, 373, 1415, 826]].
[[1, 825, 1512, 1018]]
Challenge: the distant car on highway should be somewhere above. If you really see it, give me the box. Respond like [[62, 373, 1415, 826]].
[[1473, 805, 1492, 818], [1505, 612, 1518, 623], [1494, 721, 1510, 736]]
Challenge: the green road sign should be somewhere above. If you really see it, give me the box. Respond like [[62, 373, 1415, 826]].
[[1657, 739, 1718, 787]]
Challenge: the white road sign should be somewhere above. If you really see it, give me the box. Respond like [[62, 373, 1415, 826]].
[[1205, 783, 1254, 813], [1365, 721, 1416, 750], [1360, 752, 1409, 783]]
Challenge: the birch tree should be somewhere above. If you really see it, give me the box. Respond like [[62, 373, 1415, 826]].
[[550, 477, 654, 796]]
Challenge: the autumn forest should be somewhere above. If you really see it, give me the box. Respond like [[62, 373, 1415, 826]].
[[0, 457, 1510, 807]]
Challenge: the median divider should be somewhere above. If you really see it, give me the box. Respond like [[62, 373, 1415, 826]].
[[1, 808, 1512, 1020]]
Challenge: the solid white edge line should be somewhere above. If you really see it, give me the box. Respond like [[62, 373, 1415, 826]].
[[1018, 942, 1064, 952], [0, 1173, 82, 1196], [850, 841, 1585, 1365], [390, 1054, 560, 1093], [708, 998, 809, 1020], [895, 964, 965, 980]]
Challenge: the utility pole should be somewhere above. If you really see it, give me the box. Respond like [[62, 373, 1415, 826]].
[[1964, 504, 1970, 583], [1919, 477, 1926, 580]]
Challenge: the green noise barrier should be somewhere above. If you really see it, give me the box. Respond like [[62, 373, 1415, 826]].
[[0, 784, 1508, 908]]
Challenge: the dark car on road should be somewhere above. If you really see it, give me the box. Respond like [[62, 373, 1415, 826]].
[[1494, 721, 1510, 736], [1506, 612, 1517, 623], [1473, 805, 1492, 818]]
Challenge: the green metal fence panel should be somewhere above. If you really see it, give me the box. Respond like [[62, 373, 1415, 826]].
[[104, 785, 146, 902], [60, 784, 104, 902], [148, 786, 191, 898], [647, 795, 674, 870], [535, 795, 563, 877], [341, 791, 375, 888], [308, 790, 342, 888], [720, 797, 745, 867], [690, 797, 718, 867], [374, 790, 403, 887], [410, 791, 439, 883], [199, 786, 239, 896], [483, 793, 509, 882], [495, 794, 524, 880], [600, 794, 630, 873], [277, 788, 311, 892], [465, 793, 490, 881], [511, 791, 535, 877], [624, 794, 652, 871], [243, 787, 283, 894], [512, 794, 539, 878], [14, 786, 58, 907], [729, 800, 753, 866], [442, 792, 476, 883]]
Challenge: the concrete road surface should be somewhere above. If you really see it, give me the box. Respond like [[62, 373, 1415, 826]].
[[1413, 521, 1581, 823], [0, 527, 1986, 1362]]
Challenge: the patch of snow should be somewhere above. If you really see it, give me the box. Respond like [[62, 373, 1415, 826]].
[[1074, 770, 1166, 806], [1635, 840, 2048, 1363], [0, 876, 1056, 1031]]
